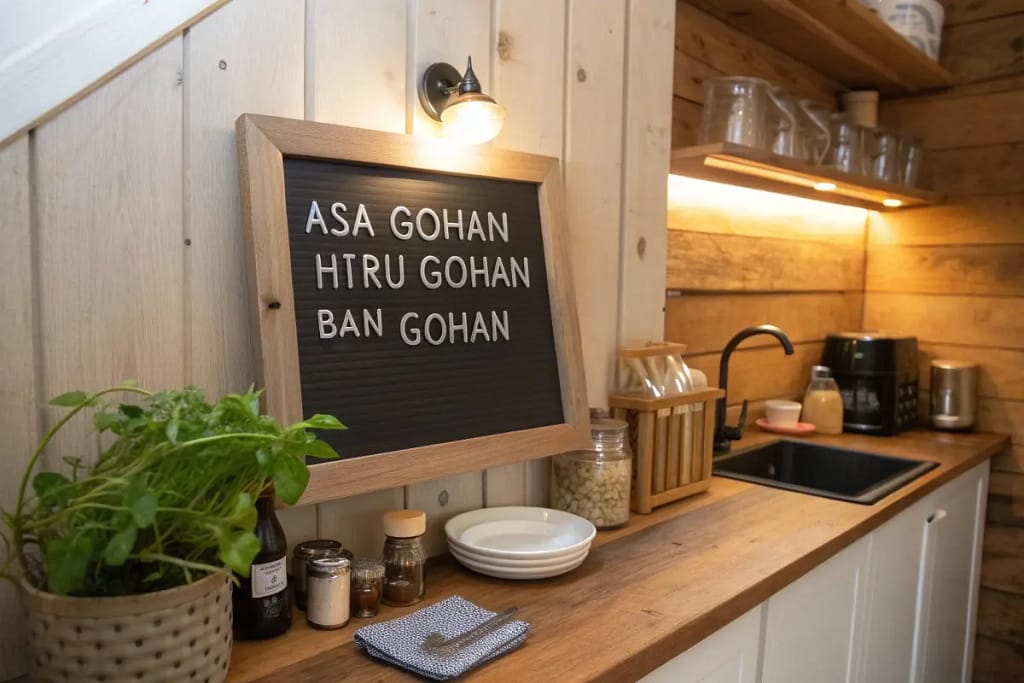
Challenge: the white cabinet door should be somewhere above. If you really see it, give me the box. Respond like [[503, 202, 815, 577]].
[[911, 461, 989, 683], [640, 606, 763, 683], [761, 536, 870, 683], [859, 496, 931, 683]]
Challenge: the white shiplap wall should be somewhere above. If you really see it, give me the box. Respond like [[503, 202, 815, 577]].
[[0, 0, 673, 678]]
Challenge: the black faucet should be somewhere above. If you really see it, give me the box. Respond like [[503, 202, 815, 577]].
[[714, 324, 795, 454]]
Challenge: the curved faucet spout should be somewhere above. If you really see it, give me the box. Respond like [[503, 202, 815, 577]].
[[715, 324, 795, 454]]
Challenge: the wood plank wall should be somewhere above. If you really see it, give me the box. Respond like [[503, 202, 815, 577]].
[[0, 1, 675, 679], [667, 2, 867, 418], [863, 3, 1024, 680]]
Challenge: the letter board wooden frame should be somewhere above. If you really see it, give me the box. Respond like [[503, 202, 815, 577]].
[[235, 114, 589, 505]]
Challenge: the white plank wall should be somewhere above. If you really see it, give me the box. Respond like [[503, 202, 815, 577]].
[[0, 1, 675, 678], [33, 39, 186, 468], [0, 135, 34, 679]]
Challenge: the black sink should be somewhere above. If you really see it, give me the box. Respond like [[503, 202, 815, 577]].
[[713, 440, 939, 504]]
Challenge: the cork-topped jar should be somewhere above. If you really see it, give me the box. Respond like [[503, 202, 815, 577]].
[[381, 510, 427, 606]]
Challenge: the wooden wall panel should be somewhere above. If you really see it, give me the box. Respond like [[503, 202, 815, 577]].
[[941, 0, 1024, 26], [667, 230, 865, 292], [974, 635, 1024, 682], [922, 143, 1024, 197], [671, 95, 701, 147], [185, 0, 304, 395], [0, 136, 33, 680], [941, 13, 1024, 84], [666, 292, 862, 355], [880, 89, 1024, 150], [982, 523, 1024, 593], [867, 195, 1024, 247], [34, 39, 186, 465], [865, 245, 1024, 296], [863, 293, 1024, 348], [305, 0, 406, 130], [620, 0, 674, 345], [564, 0, 626, 403]]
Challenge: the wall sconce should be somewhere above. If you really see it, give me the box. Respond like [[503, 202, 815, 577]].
[[418, 57, 505, 144]]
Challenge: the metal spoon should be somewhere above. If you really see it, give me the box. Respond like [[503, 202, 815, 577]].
[[422, 606, 519, 655]]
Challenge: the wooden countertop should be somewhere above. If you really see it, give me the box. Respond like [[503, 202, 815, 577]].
[[228, 429, 1009, 683]]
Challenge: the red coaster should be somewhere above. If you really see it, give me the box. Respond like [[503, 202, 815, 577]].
[[755, 418, 817, 436]]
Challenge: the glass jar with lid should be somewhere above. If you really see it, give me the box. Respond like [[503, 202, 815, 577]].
[[802, 365, 844, 435], [381, 510, 426, 606], [551, 418, 632, 529]]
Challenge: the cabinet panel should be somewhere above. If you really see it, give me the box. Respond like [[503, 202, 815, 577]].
[[640, 605, 763, 683], [913, 462, 989, 683], [762, 536, 869, 683], [860, 496, 931, 683]]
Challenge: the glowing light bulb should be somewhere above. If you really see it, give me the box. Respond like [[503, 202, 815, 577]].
[[441, 100, 506, 144], [813, 182, 837, 191], [882, 198, 903, 208]]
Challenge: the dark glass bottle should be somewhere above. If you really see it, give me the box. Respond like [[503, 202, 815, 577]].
[[233, 491, 291, 639]]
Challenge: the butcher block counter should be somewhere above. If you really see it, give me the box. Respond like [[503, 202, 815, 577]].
[[228, 428, 1009, 682]]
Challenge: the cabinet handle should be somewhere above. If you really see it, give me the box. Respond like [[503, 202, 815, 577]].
[[926, 509, 948, 524]]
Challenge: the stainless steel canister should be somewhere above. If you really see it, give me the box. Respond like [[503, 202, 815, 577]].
[[930, 360, 978, 431]]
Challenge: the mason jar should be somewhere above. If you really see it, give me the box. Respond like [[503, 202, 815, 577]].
[[551, 419, 632, 529]]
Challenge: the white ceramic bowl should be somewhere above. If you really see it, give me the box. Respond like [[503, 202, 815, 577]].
[[445, 506, 596, 559], [765, 399, 803, 427]]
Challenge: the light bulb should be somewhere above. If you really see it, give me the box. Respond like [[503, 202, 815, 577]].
[[440, 100, 506, 144]]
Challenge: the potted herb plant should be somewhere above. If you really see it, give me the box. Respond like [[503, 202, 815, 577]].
[[0, 384, 343, 682]]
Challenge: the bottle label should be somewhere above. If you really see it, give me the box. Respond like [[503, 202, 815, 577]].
[[251, 557, 287, 598]]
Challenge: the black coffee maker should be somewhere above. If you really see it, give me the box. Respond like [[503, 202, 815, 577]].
[[821, 332, 919, 436]]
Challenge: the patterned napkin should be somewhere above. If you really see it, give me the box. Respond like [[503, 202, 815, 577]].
[[353, 596, 529, 680]]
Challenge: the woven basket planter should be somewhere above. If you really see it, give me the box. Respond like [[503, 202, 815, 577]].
[[21, 572, 232, 683]]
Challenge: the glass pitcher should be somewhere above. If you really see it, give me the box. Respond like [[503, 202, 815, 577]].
[[826, 113, 868, 175], [699, 77, 794, 152], [797, 100, 832, 164], [869, 128, 902, 183]]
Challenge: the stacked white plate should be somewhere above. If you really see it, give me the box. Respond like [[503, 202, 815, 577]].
[[445, 506, 596, 580]]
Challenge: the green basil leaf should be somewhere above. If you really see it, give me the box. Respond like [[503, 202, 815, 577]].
[[102, 526, 137, 566], [303, 414, 346, 431], [93, 412, 118, 432], [305, 439, 340, 461], [49, 391, 89, 407], [46, 535, 94, 595], [165, 419, 180, 443], [120, 404, 143, 419], [33, 472, 70, 503], [227, 492, 257, 531], [270, 455, 309, 505], [130, 493, 158, 528], [218, 531, 261, 576]]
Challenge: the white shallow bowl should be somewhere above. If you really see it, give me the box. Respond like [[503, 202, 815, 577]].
[[449, 546, 588, 580], [445, 506, 596, 559], [448, 540, 590, 567], [765, 399, 803, 428]]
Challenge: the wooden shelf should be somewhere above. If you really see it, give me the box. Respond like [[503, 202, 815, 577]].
[[670, 143, 941, 211], [686, 0, 954, 94]]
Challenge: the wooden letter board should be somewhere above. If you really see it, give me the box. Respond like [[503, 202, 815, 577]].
[[235, 114, 589, 504]]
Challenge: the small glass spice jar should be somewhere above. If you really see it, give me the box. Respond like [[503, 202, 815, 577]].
[[350, 558, 385, 618], [293, 539, 348, 610], [551, 418, 632, 529], [381, 509, 426, 606], [306, 556, 351, 630]]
